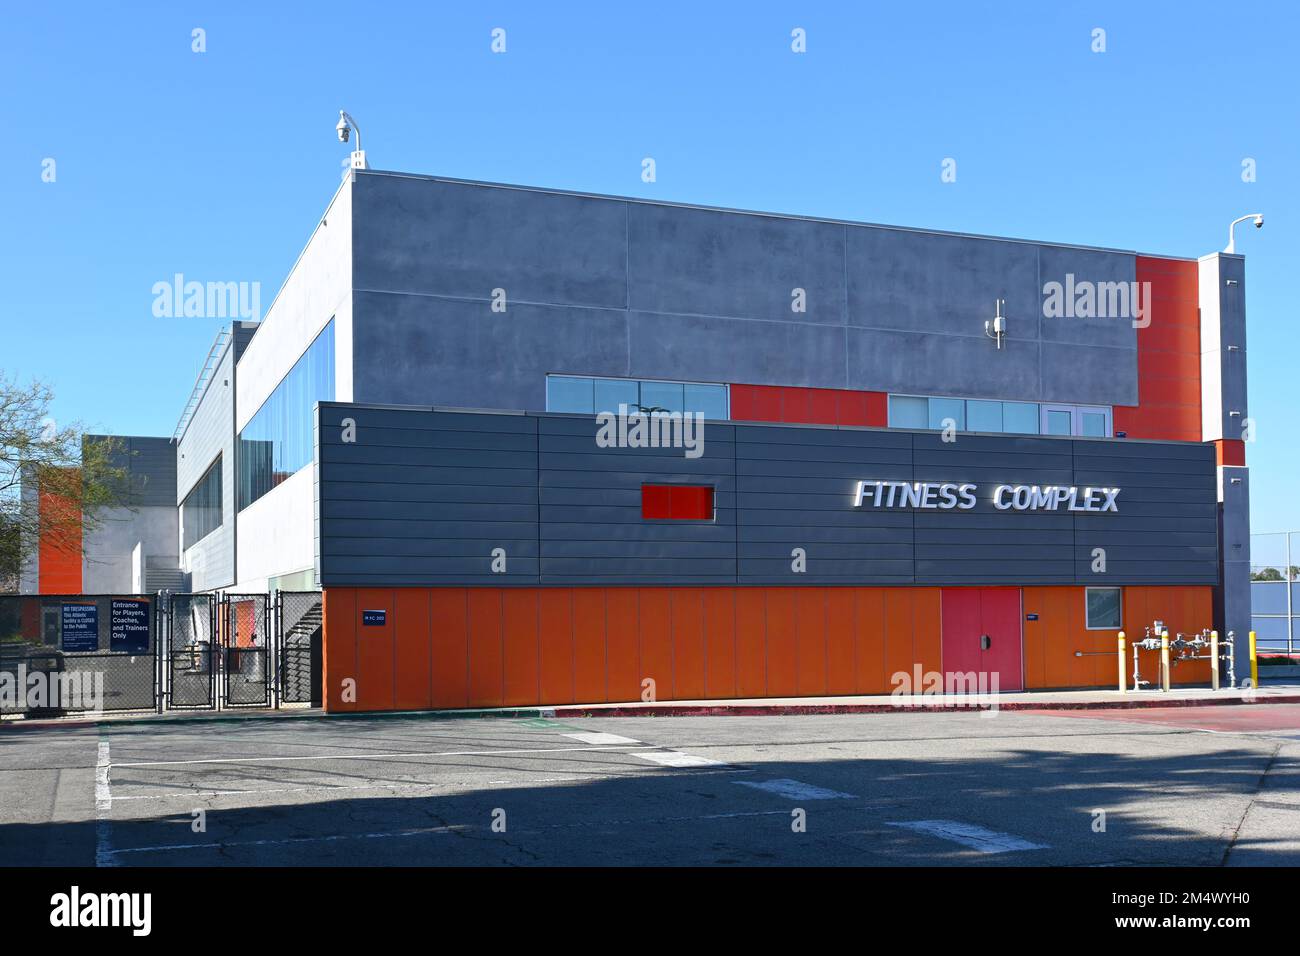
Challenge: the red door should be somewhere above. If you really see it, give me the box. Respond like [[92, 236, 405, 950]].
[[941, 589, 1023, 692]]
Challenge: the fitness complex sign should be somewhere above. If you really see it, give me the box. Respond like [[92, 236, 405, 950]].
[[852, 480, 1120, 513]]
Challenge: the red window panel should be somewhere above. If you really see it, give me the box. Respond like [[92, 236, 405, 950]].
[[642, 484, 714, 520]]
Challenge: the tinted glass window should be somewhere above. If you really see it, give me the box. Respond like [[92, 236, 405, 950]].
[[238, 321, 334, 511], [1002, 402, 1039, 434], [639, 380, 684, 413], [1086, 588, 1122, 629], [966, 400, 1002, 432], [889, 396, 927, 428], [547, 376, 594, 413], [928, 397, 965, 431], [593, 377, 637, 414], [684, 384, 728, 420], [182, 456, 222, 549]]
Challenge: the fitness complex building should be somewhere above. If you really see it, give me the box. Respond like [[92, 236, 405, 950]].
[[19, 169, 1251, 711]]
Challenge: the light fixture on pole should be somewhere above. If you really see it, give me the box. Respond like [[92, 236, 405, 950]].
[[1224, 213, 1263, 254], [336, 110, 368, 171], [984, 298, 1007, 350]]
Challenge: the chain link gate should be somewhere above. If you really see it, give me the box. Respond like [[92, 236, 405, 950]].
[[167, 593, 216, 710], [276, 591, 322, 706], [222, 593, 271, 707]]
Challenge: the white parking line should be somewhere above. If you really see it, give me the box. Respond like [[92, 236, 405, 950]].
[[562, 732, 642, 746], [94, 740, 115, 868], [632, 751, 726, 768], [110, 744, 659, 769], [887, 819, 1049, 853], [734, 779, 856, 800]]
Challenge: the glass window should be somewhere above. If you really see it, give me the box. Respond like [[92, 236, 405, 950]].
[[593, 377, 638, 414], [1002, 402, 1039, 434], [889, 395, 928, 428], [182, 456, 222, 550], [1080, 409, 1109, 437], [546, 376, 594, 413], [928, 397, 965, 432], [966, 400, 1002, 432], [639, 380, 684, 414], [1085, 588, 1122, 629], [684, 383, 728, 420], [1044, 409, 1073, 436], [238, 320, 335, 511]]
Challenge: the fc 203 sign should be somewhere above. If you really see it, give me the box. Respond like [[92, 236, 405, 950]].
[[852, 480, 1120, 513]]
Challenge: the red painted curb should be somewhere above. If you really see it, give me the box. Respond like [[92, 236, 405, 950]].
[[549, 694, 1300, 718]]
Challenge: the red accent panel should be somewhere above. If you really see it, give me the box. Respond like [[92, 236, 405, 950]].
[[641, 484, 671, 519], [729, 384, 888, 427], [642, 485, 714, 520], [37, 472, 82, 594], [1216, 439, 1246, 466], [1113, 257, 1201, 443]]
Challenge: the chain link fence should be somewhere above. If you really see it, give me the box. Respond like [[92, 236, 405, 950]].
[[0, 594, 159, 716], [278, 591, 322, 705], [1250, 531, 1298, 656]]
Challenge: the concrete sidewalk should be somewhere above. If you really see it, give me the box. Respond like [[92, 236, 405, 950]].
[[4, 680, 1299, 730]]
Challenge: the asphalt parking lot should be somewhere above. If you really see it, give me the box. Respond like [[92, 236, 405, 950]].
[[2, 705, 1298, 866]]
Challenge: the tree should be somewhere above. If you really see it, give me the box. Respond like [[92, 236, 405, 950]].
[[0, 375, 128, 590], [1252, 567, 1284, 582]]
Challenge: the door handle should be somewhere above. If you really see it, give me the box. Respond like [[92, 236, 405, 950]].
[[980, 634, 991, 651]]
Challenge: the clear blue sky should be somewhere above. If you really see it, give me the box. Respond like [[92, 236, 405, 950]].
[[2, 1, 1295, 532]]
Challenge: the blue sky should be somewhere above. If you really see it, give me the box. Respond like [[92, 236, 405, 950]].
[[1, 1, 1295, 531]]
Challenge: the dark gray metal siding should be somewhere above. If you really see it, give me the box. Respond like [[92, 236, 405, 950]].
[[316, 404, 1219, 588]]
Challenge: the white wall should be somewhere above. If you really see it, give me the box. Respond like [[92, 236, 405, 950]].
[[235, 465, 315, 593], [236, 176, 353, 432]]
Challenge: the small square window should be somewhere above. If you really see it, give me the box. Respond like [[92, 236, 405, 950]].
[[889, 395, 928, 428], [1085, 588, 1122, 630]]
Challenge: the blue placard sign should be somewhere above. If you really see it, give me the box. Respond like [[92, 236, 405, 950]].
[[61, 603, 99, 652], [111, 599, 151, 653], [362, 609, 387, 627]]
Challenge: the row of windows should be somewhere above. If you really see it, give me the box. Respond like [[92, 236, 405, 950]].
[[888, 395, 1112, 438], [181, 455, 223, 550], [237, 320, 335, 511], [546, 375, 729, 420]]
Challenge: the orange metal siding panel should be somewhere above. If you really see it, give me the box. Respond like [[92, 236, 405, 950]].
[[734, 588, 767, 697], [604, 588, 641, 703], [703, 588, 737, 699], [38, 482, 82, 594], [913, 588, 942, 674], [467, 589, 504, 708], [572, 588, 608, 703], [638, 589, 673, 701], [393, 589, 433, 711], [825, 588, 856, 695], [795, 588, 828, 696], [883, 590, 914, 688], [322, 588, 357, 712], [854, 588, 886, 694], [670, 588, 706, 700], [764, 589, 797, 697], [354, 589, 395, 711], [538, 589, 575, 704], [1021, 587, 1047, 689], [430, 589, 469, 709], [502, 588, 540, 707]]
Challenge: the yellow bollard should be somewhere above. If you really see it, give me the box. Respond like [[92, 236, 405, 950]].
[[1210, 630, 1220, 692], [1249, 630, 1258, 688], [1160, 629, 1171, 692], [1118, 631, 1127, 693]]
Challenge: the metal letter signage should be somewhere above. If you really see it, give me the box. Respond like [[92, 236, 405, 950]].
[[852, 480, 1119, 513]]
